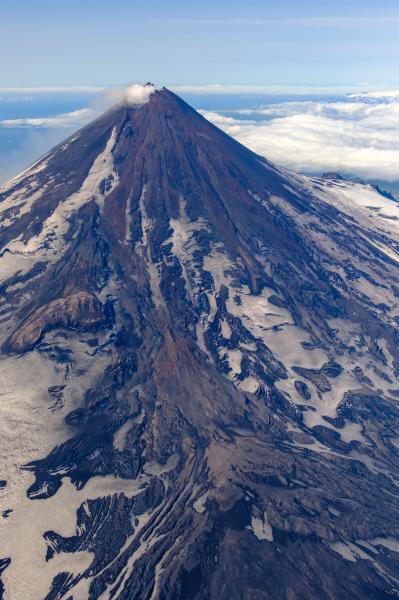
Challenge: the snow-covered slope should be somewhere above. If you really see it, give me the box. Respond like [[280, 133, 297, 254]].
[[1, 88, 399, 600]]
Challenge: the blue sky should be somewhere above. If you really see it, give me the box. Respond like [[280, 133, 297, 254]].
[[2, 0, 399, 88]]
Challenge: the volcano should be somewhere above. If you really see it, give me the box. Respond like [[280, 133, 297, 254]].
[[1, 86, 399, 600]]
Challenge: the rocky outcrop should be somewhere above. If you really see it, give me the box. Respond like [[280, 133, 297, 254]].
[[3, 291, 104, 353]]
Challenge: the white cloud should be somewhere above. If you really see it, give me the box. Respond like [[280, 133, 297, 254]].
[[98, 83, 157, 108], [2, 86, 399, 183], [0, 83, 157, 129], [170, 84, 375, 95], [0, 108, 98, 128], [349, 90, 399, 100], [200, 93, 399, 181]]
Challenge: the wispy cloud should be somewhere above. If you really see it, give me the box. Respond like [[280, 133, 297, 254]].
[[0, 84, 390, 97], [0, 108, 97, 128], [349, 90, 399, 100], [0, 95, 33, 103], [170, 84, 375, 95], [200, 92, 399, 181]]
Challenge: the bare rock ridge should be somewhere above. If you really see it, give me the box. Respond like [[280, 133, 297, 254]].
[[4, 292, 105, 353], [1, 87, 399, 599]]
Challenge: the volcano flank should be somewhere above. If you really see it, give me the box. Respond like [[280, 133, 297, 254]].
[[1, 87, 399, 599]]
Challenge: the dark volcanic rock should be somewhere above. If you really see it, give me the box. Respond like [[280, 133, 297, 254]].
[[1, 86, 399, 599]]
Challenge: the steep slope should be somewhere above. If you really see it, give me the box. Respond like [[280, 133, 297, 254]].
[[1, 87, 399, 600]]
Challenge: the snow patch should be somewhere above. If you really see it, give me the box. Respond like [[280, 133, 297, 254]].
[[250, 511, 273, 542], [193, 491, 209, 514], [3, 127, 118, 265]]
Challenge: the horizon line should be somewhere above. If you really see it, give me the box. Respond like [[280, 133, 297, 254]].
[[1, 84, 398, 96]]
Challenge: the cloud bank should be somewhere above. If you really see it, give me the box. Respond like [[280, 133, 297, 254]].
[[171, 84, 376, 95], [201, 92, 399, 181], [1, 87, 399, 183]]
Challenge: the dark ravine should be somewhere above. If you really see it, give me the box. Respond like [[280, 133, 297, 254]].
[[0, 86, 399, 599]]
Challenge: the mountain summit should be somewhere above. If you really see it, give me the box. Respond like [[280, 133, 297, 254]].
[[1, 88, 399, 599]]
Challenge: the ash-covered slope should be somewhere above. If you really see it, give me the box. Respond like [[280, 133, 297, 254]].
[[1, 87, 399, 599]]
